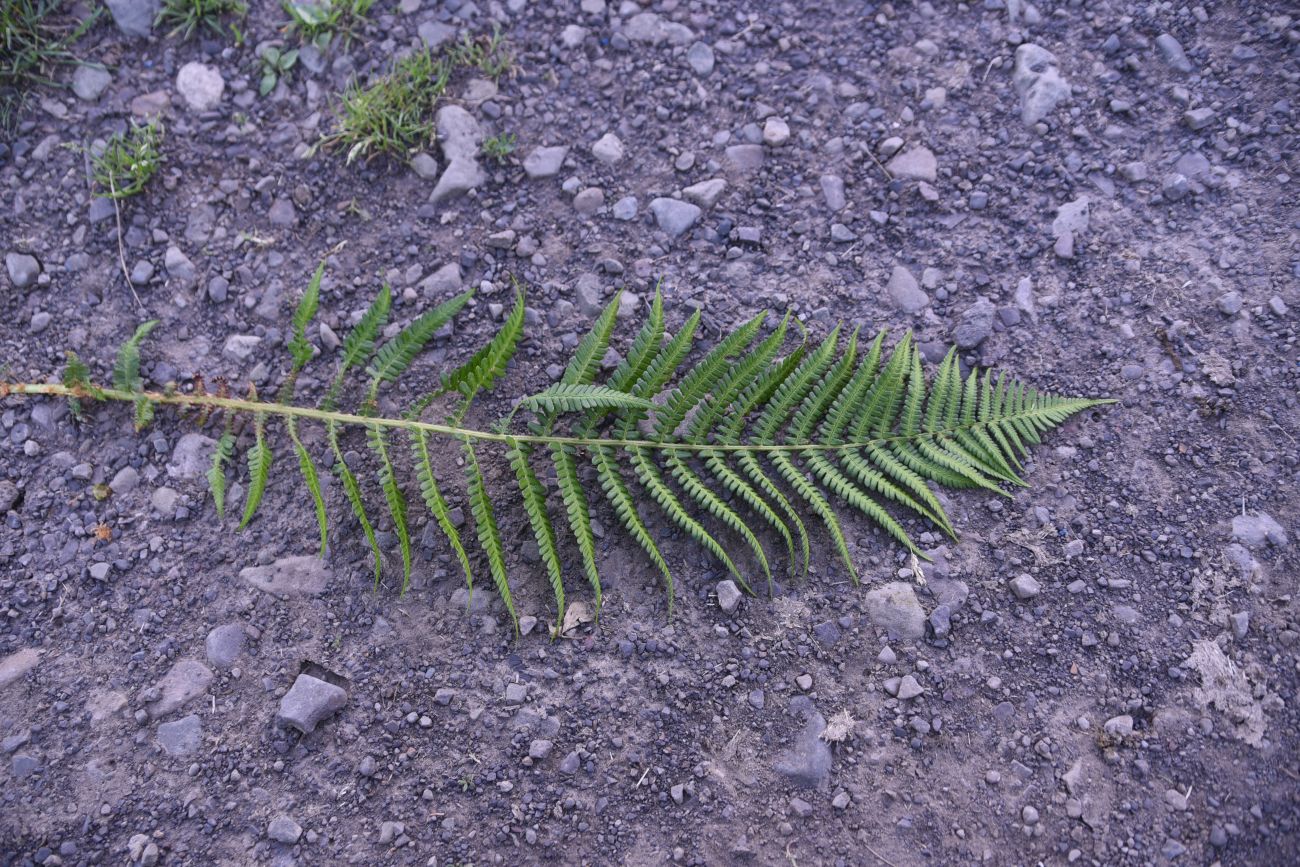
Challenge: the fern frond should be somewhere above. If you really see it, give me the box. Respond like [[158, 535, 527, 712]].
[[509, 441, 565, 627], [113, 320, 158, 392], [593, 446, 675, 611], [238, 411, 272, 530], [465, 441, 517, 632], [521, 384, 654, 415], [411, 429, 474, 589], [207, 429, 235, 520], [551, 443, 602, 613], [289, 259, 324, 371], [436, 289, 523, 403], [331, 422, 382, 584], [323, 285, 391, 410], [368, 425, 412, 591], [367, 289, 474, 395], [289, 420, 329, 556]]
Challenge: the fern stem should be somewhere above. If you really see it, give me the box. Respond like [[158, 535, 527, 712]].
[[1, 382, 1113, 455]]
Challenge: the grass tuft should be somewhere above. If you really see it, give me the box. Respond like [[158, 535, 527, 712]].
[[318, 48, 451, 164], [481, 131, 516, 164], [156, 0, 247, 41], [282, 0, 373, 50], [0, 0, 99, 134], [90, 121, 164, 199]]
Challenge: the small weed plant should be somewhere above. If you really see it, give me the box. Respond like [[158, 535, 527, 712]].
[[1, 259, 1112, 632], [282, 0, 373, 50], [0, 0, 100, 133], [481, 132, 516, 164], [89, 121, 163, 199], [156, 0, 247, 40], [258, 44, 299, 96]]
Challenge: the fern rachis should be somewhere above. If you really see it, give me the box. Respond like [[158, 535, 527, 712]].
[[1, 259, 1113, 624]]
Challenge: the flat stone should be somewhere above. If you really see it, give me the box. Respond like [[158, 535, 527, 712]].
[[724, 144, 764, 171], [773, 711, 832, 789], [953, 297, 996, 349], [1183, 107, 1216, 130], [528, 739, 553, 760], [156, 714, 202, 756], [431, 158, 485, 204], [147, 659, 213, 718], [167, 433, 216, 480], [885, 266, 929, 313], [176, 62, 224, 111], [5, 253, 39, 288], [85, 689, 128, 722], [1232, 513, 1288, 548], [410, 152, 439, 179], [105, 0, 159, 38], [716, 579, 742, 614], [1156, 33, 1194, 73], [0, 649, 41, 689], [681, 178, 727, 209], [820, 175, 846, 211], [591, 132, 625, 164], [241, 555, 333, 597], [896, 675, 924, 700], [649, 198, 701, 239], [436, 105, 482, 163], [863, 582, 927, 640], [72, 65, 112, 101], [523, 145, 568, 179], [573, 187, 605, 214], [11, 753, 40, 779], [277, 674, 347, 734], [1013, 43, 1071, 126], [1010, 573, 1041, 599], [205, 623, 245, 668], [612, 196, 638, 220], [222, 333, 261, 362], [268, 815, 303, 844], [762, 117, 790, 146], [417, 21, 455, 49], [886, 147, 937, 182], [1103, 714, 1134, 737], [686, 41, 715, 76]]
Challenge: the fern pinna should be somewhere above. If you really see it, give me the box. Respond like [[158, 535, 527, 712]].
[[6, 260, 1112, 635]]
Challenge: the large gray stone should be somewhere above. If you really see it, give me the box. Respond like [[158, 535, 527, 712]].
[[1232, 513, 1288, 549], [523, 146, 568, 179], [167, 433, 217, 480], [886, 147, 937, 182], [681, 178, 727, 209], [886, 266, 929, 313], [157, 714, 202, 756], [105, 0, 159, 38], [773, 711, 832, 789], [649, 198, 701, 239], [431, 159, 485, 204], [953, 297, 996, 349], [1013, 44, 1071, 126], [176, 62, 224, 111], [6, 253, 40, 289], [0, 649, 41, 689], [205, 623, 245, 668], [146, 659, 213, 718], [72, 66, 112, 102], [277, 674, 347, 734], [268, 815, 303, 844], [864, 582, 927, 641], [241, 555, 332, 597], [435, 105, 482, 164]]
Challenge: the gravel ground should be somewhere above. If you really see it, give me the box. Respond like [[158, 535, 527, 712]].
[[1, 1, 1298, 865]]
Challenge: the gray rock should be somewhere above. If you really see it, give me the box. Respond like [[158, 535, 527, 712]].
[[105, 0, 159, 38], [11, 753, 40, 779], [724, 144, 764, 171], [773, 711, 832, 789], [410, 152, 440, 179], [559, 751, 580, 774], [1010, 573, 1042, 599], [278, 674, 347, 734], [6, 253, 40, 288], [167, 433, 216, 480], [886, 266, 929, 313], [419, 262, 461, 297], [649, 198, 701, 239], [109, 466, 140, 494], [830, 223, 857, 243], [378, 820, 405, 844], [953, 297, 996, 349], [1051, 196, 1089, 259], [686, 41, 715, 76], [529, 739, 553, 760], [1012, 44, 1071, 126], [716, 580, 742, 614], [1155, 33, 1194, 73], [896, 675, 924, 700], [164, 246, 195, 287], [268, 815, 303, 844], [0, 649, 41, 689], [267, 198, 297, 227], [156, 714, 202, 756], [176, 62, 224, 111], [864, 582, 927, 640], [523, 146, 568, 179], [418, 20, 455, 49], [437, 105, 481, 163], [72, 65, 112, 101], [612, 196, 639, 221], [146, 659, 213, 718], [1230, 611, 1250, 640], [0, 480, 17, 512], [762, 117, 790, 146], [1231, 513, 1288, 548], [1120, 161, 1149, 182], [205, 623, 245, 668], [130, 259, 154, 285], [820, 175, 846, 211], [150, 486, 179, 514], [1162, 173, 1191, 201], [1183, 107, 1216, 130], [241, 555, 333, 597], [573, 187, 605, 214], [681, 178, 727, 209], [591, 132, 625, 164], [1103, 714, 1134, 737], [574, 273, 604, 316], [431, 158, 485, 204], [222, 334, 261, 362], [887, 147, 937, 182]]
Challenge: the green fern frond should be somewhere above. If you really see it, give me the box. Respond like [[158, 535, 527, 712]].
[[465, 440, 517, 632], [19, 267, 1115, 623], [113, 320, 158, 392]]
